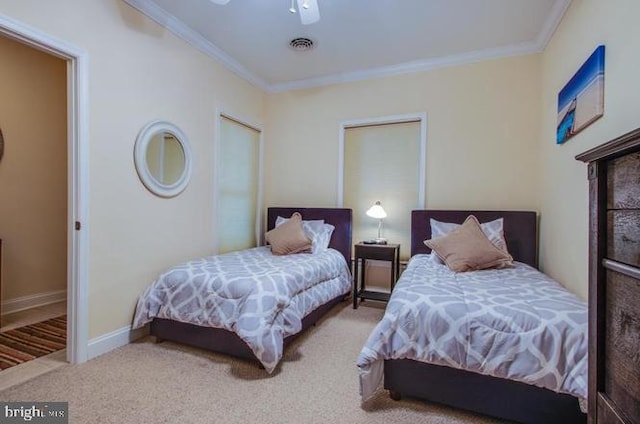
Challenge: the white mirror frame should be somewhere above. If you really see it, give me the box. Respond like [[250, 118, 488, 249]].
[[134, 120, 193, 198]]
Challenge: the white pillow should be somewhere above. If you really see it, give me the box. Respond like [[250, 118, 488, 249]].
[[275, 216, 333, 253], [317, 223, 335, 252], [428, 217, 509, 264]]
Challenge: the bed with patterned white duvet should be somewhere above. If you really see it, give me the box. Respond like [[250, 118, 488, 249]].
[[133, 245, 351, 372], [357, 254, 588, 405]]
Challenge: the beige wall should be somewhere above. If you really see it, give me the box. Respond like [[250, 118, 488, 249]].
[[0, 0, 265, 338], [3, 0, 631, 345], [538, 0, 640, 299], [0, 36, 67, 301], [265, 55, 541, 229]]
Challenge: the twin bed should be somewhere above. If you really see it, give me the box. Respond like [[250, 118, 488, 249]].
[[132, 207, 353, 372], [358, 210, 588, 424], [132, 207, 587, 424]]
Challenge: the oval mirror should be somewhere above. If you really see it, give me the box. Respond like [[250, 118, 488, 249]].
[[134, 120, 192, 198]]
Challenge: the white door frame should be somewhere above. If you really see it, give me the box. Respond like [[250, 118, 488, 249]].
[[0, 14, 89, 364]]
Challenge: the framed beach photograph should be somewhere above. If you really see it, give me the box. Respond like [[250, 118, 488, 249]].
[[556, 45, 605, 144]]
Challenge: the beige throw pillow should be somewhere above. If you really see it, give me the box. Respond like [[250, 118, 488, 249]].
[[424, 215, 513, 272], [265, 212, 312, 255], [430, 217, 509, 254]]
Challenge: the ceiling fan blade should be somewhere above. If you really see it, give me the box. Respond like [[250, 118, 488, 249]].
[[297, 0, 320, 25], [210, 0, 231, 4]]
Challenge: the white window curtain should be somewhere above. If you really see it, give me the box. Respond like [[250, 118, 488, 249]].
[[343, 120, 421, 259], [217, 116, 261, 253]]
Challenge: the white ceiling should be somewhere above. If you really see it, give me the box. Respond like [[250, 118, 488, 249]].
[[123, 0, 571, 93]]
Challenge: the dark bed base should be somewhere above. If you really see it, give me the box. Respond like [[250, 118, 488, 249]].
[[151, 294, 347, 365], [384, 359, 586, 424]]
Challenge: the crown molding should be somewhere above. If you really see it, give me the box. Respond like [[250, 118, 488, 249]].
[[122, 0, 270, 92], [535, 0, 572, 52], [270, 41, 539, 93], [123, 0, 572, 94], [271, 0, 572, 93]]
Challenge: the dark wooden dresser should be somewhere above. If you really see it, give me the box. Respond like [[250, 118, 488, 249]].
[[576, 128, 640, 424]]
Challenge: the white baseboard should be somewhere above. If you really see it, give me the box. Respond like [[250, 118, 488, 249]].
[[87, 324, 149, 360], [1, 290, 66, 315]]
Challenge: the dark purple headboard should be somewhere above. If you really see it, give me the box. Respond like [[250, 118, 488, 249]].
[[267, 207, 353, 265], [411, 210, 538, 268]]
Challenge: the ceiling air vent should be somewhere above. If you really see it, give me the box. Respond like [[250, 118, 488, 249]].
[[289, 37, 314, 52]]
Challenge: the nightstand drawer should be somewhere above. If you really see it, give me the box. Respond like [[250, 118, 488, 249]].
[[357, 246, 397, 261]]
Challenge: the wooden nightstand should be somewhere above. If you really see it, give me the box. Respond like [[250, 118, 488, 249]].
[[353, 243, 400, 309]]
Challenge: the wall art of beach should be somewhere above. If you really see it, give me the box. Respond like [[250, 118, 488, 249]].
[[557, 45, 605, 144]]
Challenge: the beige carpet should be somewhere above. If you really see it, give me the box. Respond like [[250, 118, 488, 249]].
[[0, 302, 506, 424]]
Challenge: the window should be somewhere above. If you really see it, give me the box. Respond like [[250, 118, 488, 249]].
[[340, 114, 426, 259], [216, 115, 262, 253]]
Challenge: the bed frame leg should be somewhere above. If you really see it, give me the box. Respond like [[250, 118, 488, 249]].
[[389, 390, 402, 401]]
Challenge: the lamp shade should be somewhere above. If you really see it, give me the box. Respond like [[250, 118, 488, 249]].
[[366, 201, 387, 219]]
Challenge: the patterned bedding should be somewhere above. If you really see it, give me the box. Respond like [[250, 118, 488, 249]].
[[357, 254, 588, 403], [133, 246, 351, 372]]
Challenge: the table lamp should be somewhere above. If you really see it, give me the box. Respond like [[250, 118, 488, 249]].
[[365, 201, 387, 244]]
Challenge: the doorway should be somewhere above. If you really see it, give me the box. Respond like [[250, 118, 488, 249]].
[[0, 15, 89, 365]]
